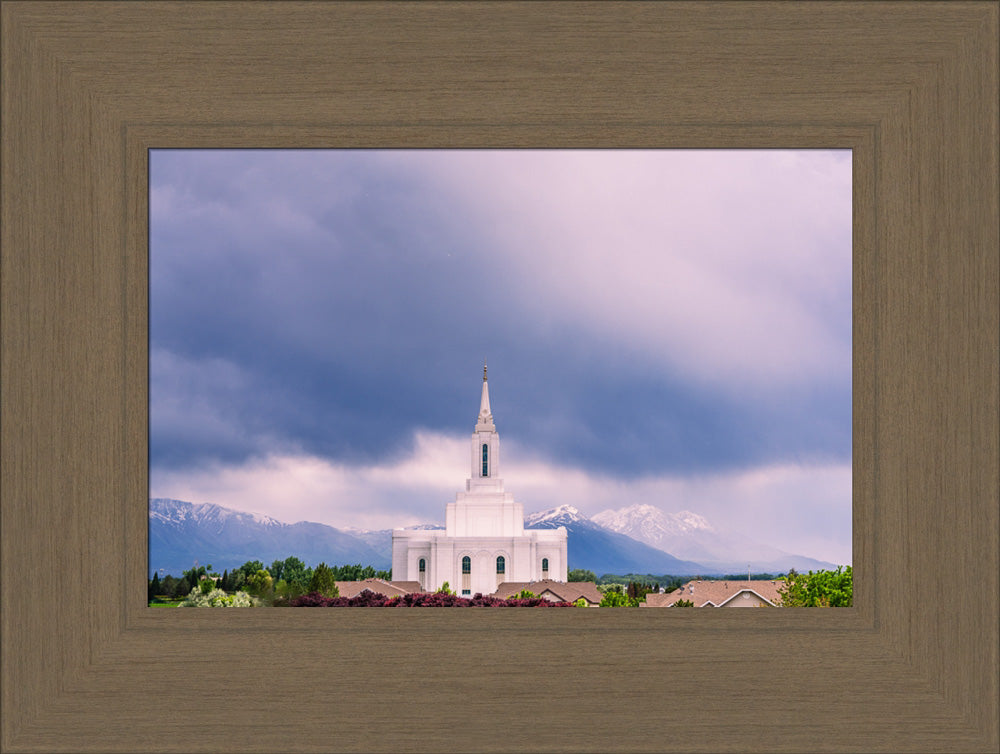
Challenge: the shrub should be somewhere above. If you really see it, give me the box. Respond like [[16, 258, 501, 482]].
[[508, 589, 538, 600], [778, 566, 853, 607], [289, 591, 575, 607], [180, 588, 256, 607]]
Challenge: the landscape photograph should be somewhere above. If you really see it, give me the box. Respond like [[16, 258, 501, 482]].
[[148, 149, 853, 608]]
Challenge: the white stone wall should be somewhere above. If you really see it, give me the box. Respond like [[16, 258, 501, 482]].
[[391, 528, 568, 595]]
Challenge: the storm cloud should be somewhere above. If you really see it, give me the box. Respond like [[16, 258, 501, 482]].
[[150, 150, 852, 564]]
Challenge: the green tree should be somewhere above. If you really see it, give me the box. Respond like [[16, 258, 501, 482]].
[[332, 564, 352, 580], [274, 578, 306, 601], [148, 572, 161, 601], [237, 560, 265, 580], [568, 569, 597, 582], [626, 582, 655, 602], [436, 581, 454, 595], [673, 599, 695, 607], [244, 569, 273, 598], [661, 577, 684, 594], [266, 557, 310, 591], [778, 566, 852, 607], [160, 574, 179, 597], [281, 557, 311, 591], [229, 569, 246, 592], [599, 590, 630, 607], [330, 563, 379, 581], [308, 563, 339, 598], [183, 564, 208, 587]]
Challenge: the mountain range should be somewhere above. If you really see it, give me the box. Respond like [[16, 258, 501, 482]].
[[149, 498, 390, 577], [149, 498, 835, 578], [522, 505, 709, 576], [590, 503, 837, 574]]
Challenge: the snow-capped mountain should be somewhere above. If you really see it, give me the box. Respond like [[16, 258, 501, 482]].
[[523, 504, 588, 528], [591, 503, 836, 574], [592, 504, 713, 539], [150, 497, 828, 582], [591, 504, 720, 563], [149, 498, 389, 577], [348, 504, 714, 577], [524, 505, 710, 576], [150, 498, 285, 529]]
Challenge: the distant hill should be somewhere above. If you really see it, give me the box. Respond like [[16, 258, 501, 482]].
[[149, 498, 830, 581], [339, 507, 712, 578], [149, 498, 389, 577], [523, 505, 712, 576], [591, 503, 838, 573]]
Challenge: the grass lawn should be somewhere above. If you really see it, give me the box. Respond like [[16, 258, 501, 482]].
[[148, 598, 185, 607]]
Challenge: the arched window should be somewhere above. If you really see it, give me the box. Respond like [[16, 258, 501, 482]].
[[418, 558, 426, 573], [482, 443, 488, 477], [496, 556, 505, 574], [542, 558, 549, 574], [462, 556, 471, 574]]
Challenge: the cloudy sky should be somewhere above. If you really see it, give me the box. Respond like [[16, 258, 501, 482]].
[[149, 149, 852, 565]]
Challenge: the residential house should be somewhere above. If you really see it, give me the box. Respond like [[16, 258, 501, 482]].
[[642, 579, 783, 607], [335, 579, 423, 599], [493, 579, 603, 606]]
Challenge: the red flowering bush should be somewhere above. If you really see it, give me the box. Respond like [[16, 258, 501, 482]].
[[289, 591, 574, 607]]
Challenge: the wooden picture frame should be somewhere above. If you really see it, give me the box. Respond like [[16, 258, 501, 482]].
[[3, 3, 996, 752]]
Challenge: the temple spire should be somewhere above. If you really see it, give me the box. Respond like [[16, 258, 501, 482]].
[[478, 360, 492, 423]]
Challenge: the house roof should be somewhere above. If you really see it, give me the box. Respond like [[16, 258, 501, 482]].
[[642, 580, 784, 607], [335, 579, 423, 599], [493, 580, 602, 604]]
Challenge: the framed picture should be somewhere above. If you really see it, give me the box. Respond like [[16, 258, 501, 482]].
[[3, 3, 996, 752], [147, 148, 852, 607]]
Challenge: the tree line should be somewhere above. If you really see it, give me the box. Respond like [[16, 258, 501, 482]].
[[148, 557, 391, 603], [150, 558, 851, 608]]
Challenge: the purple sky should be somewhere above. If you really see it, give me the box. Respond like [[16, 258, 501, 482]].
[[149, 150, 852, 565]]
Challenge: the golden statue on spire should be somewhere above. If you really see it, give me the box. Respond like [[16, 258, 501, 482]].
[[483, 359, 488, 382]]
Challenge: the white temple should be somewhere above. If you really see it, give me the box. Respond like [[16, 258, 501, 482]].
[[391, 365, 568, 595]]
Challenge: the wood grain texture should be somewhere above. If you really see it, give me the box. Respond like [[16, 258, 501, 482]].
[[2, 2, 996, 752]]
